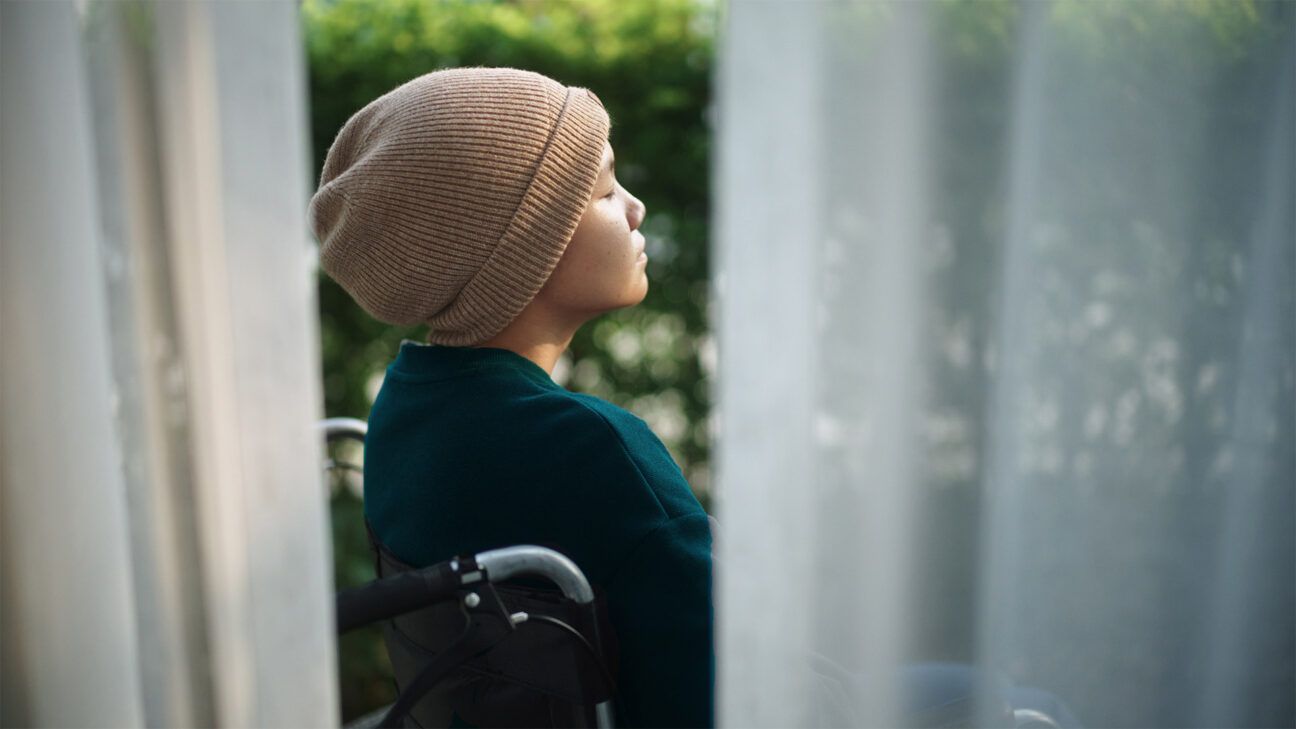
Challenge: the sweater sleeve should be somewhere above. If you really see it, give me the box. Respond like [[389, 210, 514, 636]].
[[604, 512, 715, 728]]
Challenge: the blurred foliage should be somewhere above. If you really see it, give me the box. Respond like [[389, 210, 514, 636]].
[[302, 0, 716, 720]]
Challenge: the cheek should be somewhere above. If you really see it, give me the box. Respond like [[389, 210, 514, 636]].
[[572, 218, 622, 264], [551, 237, 602, 291], [556, 211, 630, 277], [587, 201, 626, 234]]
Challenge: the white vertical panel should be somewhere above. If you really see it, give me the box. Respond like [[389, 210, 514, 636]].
[[717, 1, 936, 725], [2, 0, 335, 726], [716, 1, 1294, 727], [0, 1, 146, 726], [713, 3, 824, 726], [1197, 46, 1294, 725], [209, 1, 338, 725], [83, 2, 215, 724], [150, 1, 337, 727], [972, 4, 1051, 723], [972, 6, 1294, 727]]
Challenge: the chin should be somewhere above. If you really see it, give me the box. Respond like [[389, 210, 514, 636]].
[[613, 288, 648, 312]]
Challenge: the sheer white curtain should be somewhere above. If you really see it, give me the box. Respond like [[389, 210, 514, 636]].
[[714, 2, 1294, 727], [1, 2, 336, 726]]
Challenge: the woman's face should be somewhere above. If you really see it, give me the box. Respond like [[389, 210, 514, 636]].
[[536, 141, 648, 316]]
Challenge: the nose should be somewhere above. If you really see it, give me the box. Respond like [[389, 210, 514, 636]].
[[627, 194, 646, 232]]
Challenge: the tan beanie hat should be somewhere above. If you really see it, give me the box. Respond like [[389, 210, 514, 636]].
[[308, 67, 611, 346]]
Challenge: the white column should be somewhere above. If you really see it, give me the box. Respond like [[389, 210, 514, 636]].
[[715, 3, 934, 727], [150, 1, 336, 726], [0, 1, 146, 726], [713, 3, 824, 726], [1, 1, 337, 726]]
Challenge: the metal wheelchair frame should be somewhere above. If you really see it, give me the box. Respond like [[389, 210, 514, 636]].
[[322, 418, 616, 729]]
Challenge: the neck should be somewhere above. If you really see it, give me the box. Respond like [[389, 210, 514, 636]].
[[461, 301, 590, 375]]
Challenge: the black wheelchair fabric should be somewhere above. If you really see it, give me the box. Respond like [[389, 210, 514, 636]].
[[367, 524, 619, 728]]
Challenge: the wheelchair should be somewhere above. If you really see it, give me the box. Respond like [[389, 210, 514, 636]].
[[322, 418, 616, 729], [320, 417, 1064, 729]]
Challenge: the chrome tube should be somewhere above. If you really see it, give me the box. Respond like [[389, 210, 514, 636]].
[[318, 417, 368, 443], [473, 545, 595, 604]]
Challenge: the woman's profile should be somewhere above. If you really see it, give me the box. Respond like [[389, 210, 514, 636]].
[[309, 66, 713, 728]]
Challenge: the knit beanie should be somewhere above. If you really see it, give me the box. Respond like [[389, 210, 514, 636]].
[[308, 67, 611, 346]]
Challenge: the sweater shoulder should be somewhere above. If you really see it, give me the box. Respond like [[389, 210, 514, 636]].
[[548, 390, 705, 522]]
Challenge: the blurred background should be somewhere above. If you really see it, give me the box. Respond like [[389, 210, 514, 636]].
[[3, 0, 1292, 727]]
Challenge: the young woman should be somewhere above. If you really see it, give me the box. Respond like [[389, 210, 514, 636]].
[[310, 66, 713, 728]]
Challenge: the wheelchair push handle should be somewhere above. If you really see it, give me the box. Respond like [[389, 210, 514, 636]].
[[336, 561, 459, 633], [475, 545, 596, 604], [335, 545, 596, 633]]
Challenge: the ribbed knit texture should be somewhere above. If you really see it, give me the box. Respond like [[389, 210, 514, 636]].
[[308, 67, 610, 345]]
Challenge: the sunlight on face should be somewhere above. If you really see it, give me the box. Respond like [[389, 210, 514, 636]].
[[537, 141, 648, 316]]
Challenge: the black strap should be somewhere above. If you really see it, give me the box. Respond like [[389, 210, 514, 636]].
[[378, 602, 512, 728]]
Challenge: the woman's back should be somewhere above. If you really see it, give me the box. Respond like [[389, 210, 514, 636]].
[[364, 340, 714, 728]]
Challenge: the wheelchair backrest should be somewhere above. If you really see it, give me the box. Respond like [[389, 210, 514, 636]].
[[364, 521, 618, 728]]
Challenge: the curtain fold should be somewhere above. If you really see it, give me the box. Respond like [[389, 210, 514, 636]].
[[716, 2, 1294, 727]]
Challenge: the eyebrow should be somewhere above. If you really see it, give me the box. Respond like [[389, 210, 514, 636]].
[[603, 153, 616, 173]]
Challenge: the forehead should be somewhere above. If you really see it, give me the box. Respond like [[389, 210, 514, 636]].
[[599, 141, 614, 168]]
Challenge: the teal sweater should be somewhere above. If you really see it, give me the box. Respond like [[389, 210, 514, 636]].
[[363, 341, 714, 728]]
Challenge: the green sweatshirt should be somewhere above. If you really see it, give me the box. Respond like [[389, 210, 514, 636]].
[[363, 340, 714, 728]]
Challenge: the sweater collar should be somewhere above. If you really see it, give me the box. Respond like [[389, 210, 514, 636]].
[[390, 339, 562, 390]]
